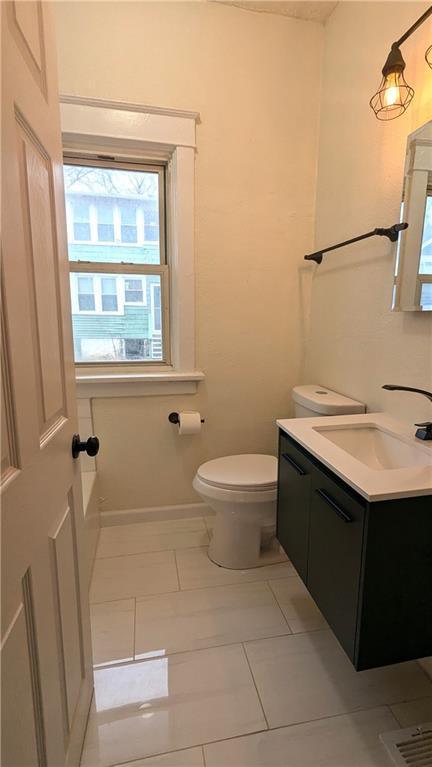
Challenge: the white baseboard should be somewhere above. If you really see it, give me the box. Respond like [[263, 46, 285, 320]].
[[100, 502, 213, 527]]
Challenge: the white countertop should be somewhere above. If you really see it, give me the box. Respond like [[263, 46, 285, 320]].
[[277, 413, 432, 502]]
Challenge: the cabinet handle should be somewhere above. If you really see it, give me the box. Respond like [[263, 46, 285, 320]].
[[282, 453, 307, 476], [316, 488, 353, 523]]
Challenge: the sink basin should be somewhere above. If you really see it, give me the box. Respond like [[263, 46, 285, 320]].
[[313, 425, 431, 471]]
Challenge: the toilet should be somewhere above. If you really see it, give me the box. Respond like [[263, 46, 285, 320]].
[[193, 385, 365, 570]]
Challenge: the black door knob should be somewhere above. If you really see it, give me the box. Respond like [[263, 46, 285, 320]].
[[72, 434, 100, 459]]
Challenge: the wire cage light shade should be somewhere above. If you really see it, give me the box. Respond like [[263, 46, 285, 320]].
[[370, 70, 415, 120], [426, 44, 432, 69]]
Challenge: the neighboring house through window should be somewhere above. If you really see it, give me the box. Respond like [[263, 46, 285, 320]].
[[64, 159, 167, 363]]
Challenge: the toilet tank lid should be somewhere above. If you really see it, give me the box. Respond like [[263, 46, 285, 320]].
[[197, 454, 278, 489], [292, 385, 365, 415]]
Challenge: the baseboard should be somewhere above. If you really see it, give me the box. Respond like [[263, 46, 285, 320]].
[[100, 502, 213, 527]]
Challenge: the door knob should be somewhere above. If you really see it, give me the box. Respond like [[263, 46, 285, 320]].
[[72, 434, 100, 459]]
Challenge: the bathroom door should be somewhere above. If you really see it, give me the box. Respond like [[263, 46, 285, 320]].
[[1, 2, 93, 765]]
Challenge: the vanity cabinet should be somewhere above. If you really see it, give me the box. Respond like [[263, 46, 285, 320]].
[[277, 430, 432, 670]]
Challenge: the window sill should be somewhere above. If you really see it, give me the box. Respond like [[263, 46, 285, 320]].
[[75, 369, 205, 398]]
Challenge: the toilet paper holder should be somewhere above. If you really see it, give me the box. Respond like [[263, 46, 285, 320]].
[[168, 412, 205, 425]]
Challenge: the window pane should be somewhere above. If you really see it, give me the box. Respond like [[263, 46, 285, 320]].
[[101, 295, 118, 311], [125, 278, 144, 303], [119, 200, 138, 243], [78, 294, 95, 311], [74, 222, 91, 241], [77, 276, 95, 311], [78, 276, 94, 292], [150, 281, 162, 334], [72, 201, 91, 242], [97, 200, 115, 242], [420, 282, 432, 310], [101, 277, 116, 294], [71, 273, 163, 362], [101, 277, 118, 312], [64, 163, 163, 263], [419, 195, 432, 275]]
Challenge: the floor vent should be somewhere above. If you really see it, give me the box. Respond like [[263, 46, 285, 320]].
[[380, 722, 432, 767]]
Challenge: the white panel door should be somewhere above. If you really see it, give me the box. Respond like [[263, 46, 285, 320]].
[[1, 2, 94, 765]]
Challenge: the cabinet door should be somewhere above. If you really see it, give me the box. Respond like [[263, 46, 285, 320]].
[[308, 470, 365, 660], [277, 434, 312, 583]]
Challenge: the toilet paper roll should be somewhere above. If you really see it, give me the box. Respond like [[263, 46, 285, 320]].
[[178, 411, 202, 436]]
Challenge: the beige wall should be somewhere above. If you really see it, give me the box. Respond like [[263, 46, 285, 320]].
[[304, 2, 432, 426], [55, 1, 323, 511]]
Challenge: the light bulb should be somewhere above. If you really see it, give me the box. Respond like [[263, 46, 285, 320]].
[[382, 72, 401, 107]]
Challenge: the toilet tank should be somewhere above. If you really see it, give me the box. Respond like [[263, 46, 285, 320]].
[[292, 385, 365, 418]]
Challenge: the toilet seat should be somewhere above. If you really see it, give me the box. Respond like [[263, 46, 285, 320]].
[[196, 454, 277, 492]]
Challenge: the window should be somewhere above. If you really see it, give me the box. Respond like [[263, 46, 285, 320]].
[[418, 190, 432, 310], [101, 277, 118, 312], [97, 200, 115, 242], [120, 200, 138, 243], [77, 276, 95, 310], [124, 278, 145, 304], [73, 201, 91, 241], [64, 158, 168, 364]]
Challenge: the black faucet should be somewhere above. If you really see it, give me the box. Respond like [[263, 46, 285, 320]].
[[382, 385, 432, 441]]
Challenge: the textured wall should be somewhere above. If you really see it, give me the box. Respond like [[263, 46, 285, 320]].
[[304, 2, 432, 426], [55, 1, 323, 510]]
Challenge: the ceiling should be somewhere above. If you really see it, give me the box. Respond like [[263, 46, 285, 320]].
[[212, 1, 338, 23]]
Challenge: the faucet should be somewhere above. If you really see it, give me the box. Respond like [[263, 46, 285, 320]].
[[382, 385, 432, 441]]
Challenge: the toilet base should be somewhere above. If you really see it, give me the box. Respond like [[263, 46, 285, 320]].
[[208, 513, 287, 569]]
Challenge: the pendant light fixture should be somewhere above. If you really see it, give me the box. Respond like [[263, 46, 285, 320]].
[[370, 5, 432, 120]]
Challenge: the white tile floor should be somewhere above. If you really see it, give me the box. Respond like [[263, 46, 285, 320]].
[[83, 516, 432, 767]]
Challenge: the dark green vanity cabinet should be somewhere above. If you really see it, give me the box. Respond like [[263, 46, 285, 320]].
[[276, 430, 432, 671]]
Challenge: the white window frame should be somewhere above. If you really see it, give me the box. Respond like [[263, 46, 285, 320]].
[[150, 282, 162, 336], [60, 95, 203, 396]]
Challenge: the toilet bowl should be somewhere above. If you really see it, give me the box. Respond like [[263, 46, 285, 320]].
[[193, 385, 365, 570], [193, 454, 278, 569]]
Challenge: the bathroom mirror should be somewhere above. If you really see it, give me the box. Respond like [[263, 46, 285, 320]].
[[393, 120, 432, 311]]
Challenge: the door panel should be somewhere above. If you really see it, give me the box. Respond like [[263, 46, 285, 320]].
[[1, 306, 19, 485], [307, 470, 365, 660], [17, 116, 67, 437], [51, 505, 84, 729], [2, 606, 41, 767], [9, 1, 47, 94], [276, 433, 312, 583], [1, 3, 93, 765]]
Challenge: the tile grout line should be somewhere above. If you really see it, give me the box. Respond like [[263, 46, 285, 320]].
[[96, 540, 209, 561], [383, 703, 407, 729], [265, 579, 294, 633], [103, 700, 414, 767], [240, 641, 270, 731], [416, 662, 432, 688], [201, 744, 207, 767], [89, 571, 297, 606], [173, 549, 181, 592], [196, 700, 413, 753], [93, 631, 298, 671]]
